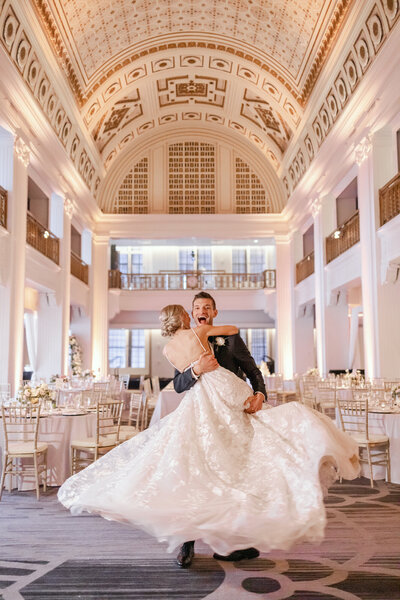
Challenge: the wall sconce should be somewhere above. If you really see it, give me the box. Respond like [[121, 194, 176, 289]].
[[43, 230, 50, 239], [333, 230, 341, 239]]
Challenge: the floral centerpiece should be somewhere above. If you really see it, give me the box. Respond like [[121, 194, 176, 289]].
[[50, 374, 69, 384], [18, 382, 56, 406], [392, 385, 400, 407], [306, 367, 319, 376], [259, 360, 270, 376], [69, 334, 83, 376], [344, 369, 364, 384], [82, 369, 94, 379]]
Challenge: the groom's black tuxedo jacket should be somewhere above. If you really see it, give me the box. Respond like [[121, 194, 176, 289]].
[[173, 334, 267, 397]]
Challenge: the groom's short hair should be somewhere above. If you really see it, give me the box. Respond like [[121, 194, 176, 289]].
[[192, 291, 216, 310]]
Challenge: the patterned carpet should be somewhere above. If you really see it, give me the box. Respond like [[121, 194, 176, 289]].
[[0, 478, 399, 599]]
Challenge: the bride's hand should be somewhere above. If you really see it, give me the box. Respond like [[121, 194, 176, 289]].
[[192, 352, 218, 376]]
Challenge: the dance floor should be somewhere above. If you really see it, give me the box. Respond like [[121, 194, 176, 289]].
[[1, 478, 399, 599]]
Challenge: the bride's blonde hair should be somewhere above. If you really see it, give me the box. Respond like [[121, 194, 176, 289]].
[[159, 304, 186, 337]]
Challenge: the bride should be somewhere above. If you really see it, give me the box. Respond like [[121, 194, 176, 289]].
[[58, 304, 359, 556]]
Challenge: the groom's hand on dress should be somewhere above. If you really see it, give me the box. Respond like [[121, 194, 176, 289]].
[[192, 352, 218, 376], [244, 392, 264, 414]]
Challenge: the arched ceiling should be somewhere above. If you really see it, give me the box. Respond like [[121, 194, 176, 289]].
[[32, 0, 353, 175]]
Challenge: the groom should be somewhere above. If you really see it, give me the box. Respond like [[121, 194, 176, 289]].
[[174, 291, 267, 568]]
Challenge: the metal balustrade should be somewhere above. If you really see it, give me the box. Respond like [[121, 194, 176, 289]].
[[295, 251, 314, 284], [379, 172, 400, 226], [0, 186, 7, 230], [326, 211, 360, 264], [71, 251, 89, 284], [26, 211, 59, 265], [109, 269, 276, 290]]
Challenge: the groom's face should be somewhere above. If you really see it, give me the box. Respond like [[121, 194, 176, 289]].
[[192, 298, 218, 326]]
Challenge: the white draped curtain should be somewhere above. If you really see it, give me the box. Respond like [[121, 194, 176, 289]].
[[24, 311, 38, 381], [348, 306, 362, 370]]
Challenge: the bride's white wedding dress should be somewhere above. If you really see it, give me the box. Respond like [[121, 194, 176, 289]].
[[58, 362, 359, 555]]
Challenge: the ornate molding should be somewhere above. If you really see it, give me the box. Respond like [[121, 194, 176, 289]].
[[63, 197, 75, 219], [355, 135, 372, 165], [284, 0, 400, 198], [0, 1, 99, 193], [14, 137, 30, 166]]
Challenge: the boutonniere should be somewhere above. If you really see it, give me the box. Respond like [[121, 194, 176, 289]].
[[215, 337, 226, 346]]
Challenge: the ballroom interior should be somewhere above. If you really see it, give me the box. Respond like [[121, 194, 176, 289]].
[[1, 1, 400, 599]]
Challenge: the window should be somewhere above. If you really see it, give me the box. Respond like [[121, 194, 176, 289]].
[[108, 330, 127, 368], [197, 248, 212, 270], [131, 252, 143, 274], [108, 329, 146, 370], [117, 249, 143, 274], [250, 329, 268, 365], [130, 329, 145, 368], [249, 248, 265, 273], [232, 248, 246, 273], [179, 249, 196, 271], [118, 253, 129, 274]]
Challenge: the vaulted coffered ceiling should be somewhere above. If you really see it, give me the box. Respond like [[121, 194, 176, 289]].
[[31, 0, 354, 174]]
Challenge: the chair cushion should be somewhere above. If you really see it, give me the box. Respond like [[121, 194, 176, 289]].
[[71, 436, 117, 449], [350, 432, 389, 444], [7, 442, 48, 455]]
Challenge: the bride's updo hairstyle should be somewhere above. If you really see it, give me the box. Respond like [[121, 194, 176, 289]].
[[159, 304, 186, 337]]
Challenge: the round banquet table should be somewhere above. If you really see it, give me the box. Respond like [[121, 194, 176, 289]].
[[0, 412, 97, 490], [149, 389, 185, 426]]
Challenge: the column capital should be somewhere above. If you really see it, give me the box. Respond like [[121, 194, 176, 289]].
[[64, 197, 75, 219], [310, 197, 322, 218], [93, 234, 110, 246], [275, 233, 292, 245], [14, 137, 30, 167], [355, 135, 372, 166]]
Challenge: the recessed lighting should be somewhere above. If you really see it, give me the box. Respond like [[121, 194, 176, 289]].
[[253, 239, 259, 243]]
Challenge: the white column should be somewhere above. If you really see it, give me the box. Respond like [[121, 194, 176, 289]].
[[275, 236, 295, 379], [357, 129, 398, 378], [8, 137, 30, 394], [60, 198, 74, 374], [90, 235, 109, 376], [312, 198, 327, 377], [0, 127, 14, 384]]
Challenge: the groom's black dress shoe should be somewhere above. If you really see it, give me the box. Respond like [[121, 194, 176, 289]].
[[213, 547, 260, 561], [176, 541, 195, 568]]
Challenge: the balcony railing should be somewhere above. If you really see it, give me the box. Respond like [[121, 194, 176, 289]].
[[326, 211, 360, 264], [0, 186, 7, 230], [26, 211, 59, 265], [71, 250, 89, 284], [296, 251, 314, 284], [379, 172, 400, 226], [109, 269, 276, 291]]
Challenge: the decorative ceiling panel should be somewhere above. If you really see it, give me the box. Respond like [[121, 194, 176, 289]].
[[33, 0, 353, 105]]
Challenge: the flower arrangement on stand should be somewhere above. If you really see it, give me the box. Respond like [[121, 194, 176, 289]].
[[17, 382, 56, 406], [69, 334, 83, 376]]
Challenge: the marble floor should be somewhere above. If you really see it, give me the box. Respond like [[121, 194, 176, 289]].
[[0, 478, 399, 599]]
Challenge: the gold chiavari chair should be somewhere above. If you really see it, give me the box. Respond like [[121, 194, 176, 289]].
[[336, 389, 390, 488], [119, 392, 148, 441], [70, 400, 123, 474], [0, 404, 48, 501]]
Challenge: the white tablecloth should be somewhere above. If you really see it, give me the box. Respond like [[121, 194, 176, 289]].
[[149, 389, 185, 426], [0, 412, 97, 490]]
